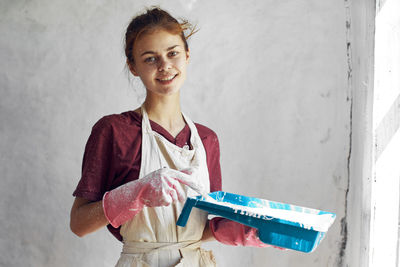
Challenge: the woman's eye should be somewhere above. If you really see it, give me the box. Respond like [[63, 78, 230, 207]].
[[144, 57, 156, 63], [168, 51, 178, 57]]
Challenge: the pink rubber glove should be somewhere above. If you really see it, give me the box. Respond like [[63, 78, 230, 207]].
[[209, 217, 269, 247], [103, 167, 194, 228]]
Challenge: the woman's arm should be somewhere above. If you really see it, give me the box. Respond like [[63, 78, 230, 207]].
[[70, 197, 109, 237]]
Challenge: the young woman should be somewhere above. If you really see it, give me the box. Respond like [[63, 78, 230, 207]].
[[70, 7, 266, 267]]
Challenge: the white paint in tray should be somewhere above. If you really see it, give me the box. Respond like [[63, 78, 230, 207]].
[[205, 196, 335, 232]]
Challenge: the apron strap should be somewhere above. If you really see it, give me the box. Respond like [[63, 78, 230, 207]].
[[140, 105, 164, 170], [122, 240, 202, 255], [140, 105, 153, 134]]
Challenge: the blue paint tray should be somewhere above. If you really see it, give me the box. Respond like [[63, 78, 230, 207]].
[[177, 191, 336, 253]]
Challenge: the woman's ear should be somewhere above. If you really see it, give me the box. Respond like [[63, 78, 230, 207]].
[[127, 59, 139, 76], [185, 49, 190, 63]]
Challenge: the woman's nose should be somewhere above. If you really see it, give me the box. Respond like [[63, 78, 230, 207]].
[[157, 57, 171, 72]]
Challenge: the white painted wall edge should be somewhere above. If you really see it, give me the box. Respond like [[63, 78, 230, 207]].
[[343, 0, 376, 266]]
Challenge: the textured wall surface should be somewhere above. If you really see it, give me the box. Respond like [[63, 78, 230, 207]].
[[0, 0, 350, 266]]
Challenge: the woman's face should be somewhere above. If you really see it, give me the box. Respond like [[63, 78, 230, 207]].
[[130, 29, 190, 97]]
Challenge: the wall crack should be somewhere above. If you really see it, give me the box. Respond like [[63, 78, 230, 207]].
[[338, 0, 353, 266]]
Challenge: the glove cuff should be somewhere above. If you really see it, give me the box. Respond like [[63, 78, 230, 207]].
[[102, 189, 143, 228]]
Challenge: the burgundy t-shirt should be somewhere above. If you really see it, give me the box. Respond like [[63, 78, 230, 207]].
[[73, 110, 222, 241]]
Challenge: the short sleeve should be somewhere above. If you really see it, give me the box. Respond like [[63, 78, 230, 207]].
[[208, 133, 222, 192], [73, 117, 116, 201], [201, 130, 222, 192]]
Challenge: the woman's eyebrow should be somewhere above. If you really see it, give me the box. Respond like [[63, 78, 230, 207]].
[[140, 45, 180, 57], [166, 45, 179, 51]]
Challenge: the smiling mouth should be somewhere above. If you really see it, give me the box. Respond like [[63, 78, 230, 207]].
[[156, 74, 177, 84]]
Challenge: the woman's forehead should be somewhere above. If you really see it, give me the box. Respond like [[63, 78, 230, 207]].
[[134, 30, 184, 54]]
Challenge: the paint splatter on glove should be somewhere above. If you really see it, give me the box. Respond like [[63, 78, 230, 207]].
[[103, 167, 194, 228]]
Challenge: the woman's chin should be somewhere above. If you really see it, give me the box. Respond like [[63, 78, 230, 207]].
[[147, 87, 180, 97]]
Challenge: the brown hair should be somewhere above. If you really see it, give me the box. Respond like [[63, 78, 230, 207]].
[[125, 7, 197, 65]]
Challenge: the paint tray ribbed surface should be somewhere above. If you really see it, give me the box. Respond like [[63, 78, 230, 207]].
[[177, 191, 336, 253]]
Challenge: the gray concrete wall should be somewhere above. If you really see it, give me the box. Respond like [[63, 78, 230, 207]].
[[0, 1, 351, 266]]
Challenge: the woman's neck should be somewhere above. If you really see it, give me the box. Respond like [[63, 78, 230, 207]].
[[141, 92, 186, 138]]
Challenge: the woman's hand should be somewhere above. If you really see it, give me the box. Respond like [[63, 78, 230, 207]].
[[103, 167, 191, 228], [70, 197, 109, 237], [209, 217, 272, 248]]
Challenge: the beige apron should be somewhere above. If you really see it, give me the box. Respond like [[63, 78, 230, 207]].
[[115, 106, 216, 267]]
